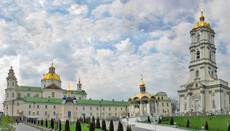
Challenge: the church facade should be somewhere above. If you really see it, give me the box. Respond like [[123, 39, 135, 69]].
[[3, 64, 128, 122], [178, 10, 230, 114]]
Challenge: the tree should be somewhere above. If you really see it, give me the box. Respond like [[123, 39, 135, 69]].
[[117, 121, 123, 131], [89, 122, 95, 131], [228, 124, 230, 131], [41, 119, 43, 126], [75, 119, 82, 131], [158, 118, 162, 124], [65, 119, 70, 131], [126, 125, 132, 131], [109, 119, 114, 131], [170, 97, 179, 114], [45, 119, 48, 128], [186, 119, 190, 128], [101, 119, 106, 131], [95, 117, 100, 128], [147, 116, 151, 122], [170, 117, 174, 125], [205, 121, 208, 130], [38, 120, 40, 125], [51, 118, 54, 129], [92, 116, 95, 127], [59, 120, 62, 131]]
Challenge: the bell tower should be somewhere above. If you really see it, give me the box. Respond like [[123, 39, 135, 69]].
[[188, 9, 217, 84], [6, 66, 17, 88]]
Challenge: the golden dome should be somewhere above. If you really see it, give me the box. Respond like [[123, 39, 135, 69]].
[[133, 92, 152, 100], [67, 87, 71, 92], [193, 8, 212, 30], [43, 73, 61, 80], [140, 75, 145, 88], [49, 63, 55, 69]]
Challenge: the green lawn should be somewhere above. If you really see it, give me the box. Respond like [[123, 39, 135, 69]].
[[161, 115, 230, 131], [39, 121, 100, 131]]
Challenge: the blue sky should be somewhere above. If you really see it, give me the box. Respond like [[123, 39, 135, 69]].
[[0, 0, 230, 111]]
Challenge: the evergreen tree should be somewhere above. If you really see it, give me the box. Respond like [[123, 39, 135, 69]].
[[65, 119, 70, 131], [205, 121, 208, 130], [109, 119, 114, 131], [101, 119, 106, 131], [92, 116, 95, 127], [75, 119, 82, 131], [45, 119, 48, 128], [228, 124, 230, 131], [126, 125, 132, 131], [95, 117, 100, 128], [117, 121, 123, 131], [147, 116, 151, 122], [59, 120, 62, 131], [41, 119, 43, 127], [186, 119, 190, 128], [51, 118, 54, 129], [89, 122, 95, 131], [170, 117, 174, 125]]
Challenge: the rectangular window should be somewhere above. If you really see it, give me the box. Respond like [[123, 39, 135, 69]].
[[162, 103, 164, 107], [97, 107, 98, 110], [45, 105, 47, 109], [52, 92, 55, 97], [28, 111, 31, 115], [121, 108, 122, 110], [53, 112, 56, 115], [12, 82, 14, 86], [115, 113, 117, 116], [18, 93, 21, 98], [27, 93, 30, 97], [167, 103, 169, 107], [54, 105, 56, 109], [29, 105, 31, 109], [17, 110, 19, 114], [12, 93, 14, 97], [37, 105, 39, 109], [68, 111, 71, 117], [37, 111, 39, 115], [45, 111, 47, 115]]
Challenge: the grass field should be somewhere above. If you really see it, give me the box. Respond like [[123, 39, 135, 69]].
[[39, 122, 101, 131], [161, 115, 230, 131]]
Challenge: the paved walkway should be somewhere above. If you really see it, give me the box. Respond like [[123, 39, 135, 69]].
[[125, 118, 189, 131], [15, 123, 39, 131]]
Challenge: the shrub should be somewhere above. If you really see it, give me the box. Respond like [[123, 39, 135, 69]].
[[95, 117, 100, 128], [186, 119, 190, 128], [102, 119, 106, 131], [41, 119, 43, 126], [89, 122, 95, 131], [205, 121, 208, 130], [92, 116, 95, 127], [126, 125, 132, 131], [158, 118, 161, 124], [117, 121, 123, 131], [65, 119, 70, 131], [59, 120, 62, 131], [75, 119, 81, 131], [170, 117, 174, 125], [45, 119, 48, 128], [51, 118, 54, 129], [109, 119, 114, 131], [147, 116, 151, 122]]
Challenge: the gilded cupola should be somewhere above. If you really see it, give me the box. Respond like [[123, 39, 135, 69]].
[[42, 63, 61, 81], [140, 75, 146, 92], [193, 8, 212, 30]]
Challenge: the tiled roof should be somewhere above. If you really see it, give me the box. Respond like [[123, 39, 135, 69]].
[[23, 97, 128, 106], [16, 86, 42, 92]]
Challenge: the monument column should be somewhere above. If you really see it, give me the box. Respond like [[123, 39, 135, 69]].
[[147, 102, 151, 116]]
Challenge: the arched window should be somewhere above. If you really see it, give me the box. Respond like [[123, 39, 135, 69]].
[[197, 51, 200, 59], [196, 70, 199, 78]]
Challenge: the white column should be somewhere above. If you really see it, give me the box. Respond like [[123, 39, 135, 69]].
[[209, 91, 212, 111], [187, 91, 191, 113], [140, 102, 143, 116], [155, 102, 158, 116], [147, 103, 151, 116], [200, 89, 205, 112], [133, 104, 136, 117]]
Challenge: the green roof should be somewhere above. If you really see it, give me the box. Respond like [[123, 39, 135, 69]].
[[16, 86, 42, 92], [63, 90, 87, 95], [23, 97, 128, 106], [24, 97, 62, 103]]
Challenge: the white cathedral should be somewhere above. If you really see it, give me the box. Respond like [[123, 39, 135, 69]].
[[178, 10, 230, 114]]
